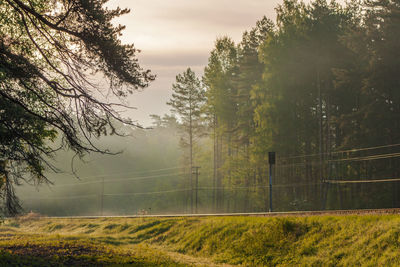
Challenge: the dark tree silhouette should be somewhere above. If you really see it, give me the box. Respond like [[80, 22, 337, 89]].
[[0, 0, 154, 215]]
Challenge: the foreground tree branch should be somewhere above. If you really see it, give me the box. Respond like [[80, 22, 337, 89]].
[[0, 0, 154, 215]]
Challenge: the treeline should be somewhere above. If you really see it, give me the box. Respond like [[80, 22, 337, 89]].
[[169, 0, 400, 212]]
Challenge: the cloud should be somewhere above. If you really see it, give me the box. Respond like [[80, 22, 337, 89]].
[[108, 0, 278, 51], [153, 7, 273, 30], [139, 50, 209, 68]]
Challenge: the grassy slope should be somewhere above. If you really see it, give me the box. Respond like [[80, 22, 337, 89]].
[[1, 214, 400, 266]]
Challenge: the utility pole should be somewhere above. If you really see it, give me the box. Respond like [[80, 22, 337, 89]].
[[268, 152, 276, 212], [192, 166, 200, 214], [317, 67, 323, 182], [100, 177, 104, 216]]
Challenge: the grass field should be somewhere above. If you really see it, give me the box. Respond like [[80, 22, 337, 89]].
[[1, 213, 400, 266]]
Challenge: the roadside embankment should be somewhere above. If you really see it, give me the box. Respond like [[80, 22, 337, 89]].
[[1, 213, 400, 266]]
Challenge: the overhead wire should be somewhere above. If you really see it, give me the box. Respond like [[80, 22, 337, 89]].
[[104, 188, 191, 197], [324, 178, 400, 184], [22, 194, 98, 200], [21, 177, 400, 201], [197, 182, 323, 191], [328, 152, 400, 162], [50, 166, 184, 181], [279, 143, 400, 160], [53, 172, 187, 187], [52, 169, 214, 187]]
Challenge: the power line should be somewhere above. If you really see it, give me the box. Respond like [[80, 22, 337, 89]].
[[279, 143, 400, 160], [21, 177, 400, 202], [52, 180, 102, 187], [324, 178, 400, 184], [104, 172, 186, 183], [328, 152, 400, 162], [52, 169, 214, 188], [51, 166, 184, 181], [104, 189, 191, 197], [197, 182, 323, 191], [22, 182, 324, 201], [21, 188, 192, 201], [331, 143, 400, 154], [22, 194, 98, 200], [53, 172, 186, 187], [277, 152, 400, 166]]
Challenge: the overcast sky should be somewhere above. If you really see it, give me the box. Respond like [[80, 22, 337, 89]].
[[106, 0, 343, 126]]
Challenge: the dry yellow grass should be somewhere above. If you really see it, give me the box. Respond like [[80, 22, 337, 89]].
[[2, 214, 400, 266]]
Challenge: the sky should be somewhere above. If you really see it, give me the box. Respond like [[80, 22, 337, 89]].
[[106, 0, 344, 127]]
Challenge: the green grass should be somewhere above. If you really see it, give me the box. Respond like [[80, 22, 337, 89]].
[[2, 214, 400, 266]]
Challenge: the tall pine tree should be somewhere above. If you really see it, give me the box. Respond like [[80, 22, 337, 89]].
[[167, 68, 205, 213]]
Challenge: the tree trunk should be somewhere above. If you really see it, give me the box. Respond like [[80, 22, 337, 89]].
[[189, 102, 193, 214], [213, 114, 217, 212]]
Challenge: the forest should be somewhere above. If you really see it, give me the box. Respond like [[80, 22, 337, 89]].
[[18, 0, 400, 215]]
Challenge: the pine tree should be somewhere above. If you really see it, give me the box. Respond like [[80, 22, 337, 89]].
[[167, 68, 205, 213], [203, 37, 237, 212]]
